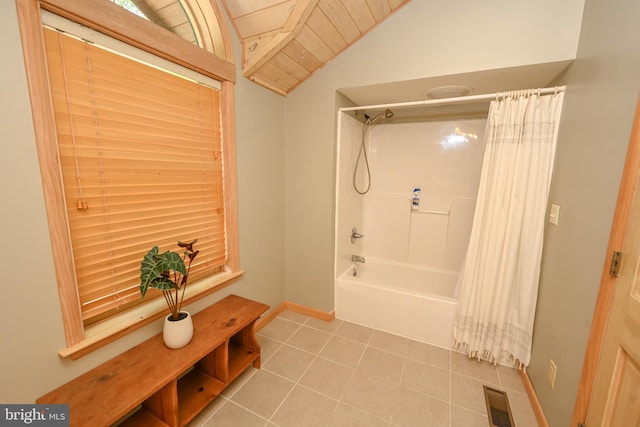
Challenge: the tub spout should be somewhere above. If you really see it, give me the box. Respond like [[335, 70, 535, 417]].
[[351, 255, 365, 263]]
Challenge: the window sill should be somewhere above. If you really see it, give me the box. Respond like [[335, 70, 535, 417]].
[[58, 269, 244, 360]]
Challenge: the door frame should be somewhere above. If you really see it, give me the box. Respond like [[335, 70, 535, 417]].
[[572, 96, 640, 426]]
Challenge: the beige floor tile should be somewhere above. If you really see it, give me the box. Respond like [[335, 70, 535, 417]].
[[506, 390, 538, 427], [401, 359, 450, 402], [257, 335, 282, 363], [230, 369, 295, 419], [451, 404, 489, 427], [497, 365, 527, 394], [391, 387, 449, 427], [263, 344, 315, 381], [319, 335, 366, 366], [299, 357, 355, 399], [451, 352, 500, 386], [271, 385, 338, 427], [286, 325, 332, 353], [305, 316, 343, 333], [202, 401, 267, 427], [369, 330, 411, 356], [450, 372, 488, 415], [334, 321, 374, 344], [186, 395, 227, 426], [407, 341, 450, 370], [258, 317, 301, 342], [357, 346, 405, 384], [220, 366, 257, 398], [341, 370, 400, 421], [329, 403, 389, 427]]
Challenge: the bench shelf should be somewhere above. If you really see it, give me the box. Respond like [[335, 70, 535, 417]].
[[37, 295, 269, 427]]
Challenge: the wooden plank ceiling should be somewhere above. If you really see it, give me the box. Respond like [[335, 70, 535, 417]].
[[221, 0, 412, 95], [131, 0, 198, 45]]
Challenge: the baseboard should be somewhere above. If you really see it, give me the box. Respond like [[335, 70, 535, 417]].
[[520, 370, 550, 427], [255, 300, 335, 331], [282, 301, 336, 321]]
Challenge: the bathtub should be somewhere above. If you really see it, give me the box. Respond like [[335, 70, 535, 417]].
[[334, 260, 458, 349]]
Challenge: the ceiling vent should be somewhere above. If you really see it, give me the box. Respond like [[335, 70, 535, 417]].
[[425, 85, 473, 99]]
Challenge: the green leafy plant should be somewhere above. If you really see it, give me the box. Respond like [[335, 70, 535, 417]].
[[139, 240, 199, 321]]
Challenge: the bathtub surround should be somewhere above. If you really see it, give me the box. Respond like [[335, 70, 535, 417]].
[[453, 91, 565, 368], [336, 115, 487, 273], [335, 113, 486, 348], [335, 88, 566, 365]]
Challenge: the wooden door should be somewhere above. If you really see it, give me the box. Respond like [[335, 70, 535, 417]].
[[584, 98, 640, 426]]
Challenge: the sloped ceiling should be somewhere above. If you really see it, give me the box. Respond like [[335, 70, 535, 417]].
[[220, 0, 412, 95], [119, 0, 410, 95], [123, 0, 571, 102]]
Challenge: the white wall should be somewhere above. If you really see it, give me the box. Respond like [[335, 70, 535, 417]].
[[0, 1, 285, 403], [284, 0, 585, 311]]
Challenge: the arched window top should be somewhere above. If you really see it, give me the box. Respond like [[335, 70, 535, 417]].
[[110, 0, 231, 61]]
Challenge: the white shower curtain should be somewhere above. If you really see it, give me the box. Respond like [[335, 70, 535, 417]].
[[453, 89, 564, 368]]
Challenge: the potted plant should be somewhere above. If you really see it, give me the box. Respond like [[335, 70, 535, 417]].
[[139, 239, 199, 349]]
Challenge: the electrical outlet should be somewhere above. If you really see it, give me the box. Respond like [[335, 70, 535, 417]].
[[547, 359, 557, 388]]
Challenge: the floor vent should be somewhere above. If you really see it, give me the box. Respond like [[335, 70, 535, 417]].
[[483, 385, 516, 427]]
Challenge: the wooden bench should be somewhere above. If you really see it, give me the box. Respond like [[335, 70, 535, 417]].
[[37, 294, 269, 427]]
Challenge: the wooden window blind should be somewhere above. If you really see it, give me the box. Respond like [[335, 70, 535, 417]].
[[43, 27, 227, 325]]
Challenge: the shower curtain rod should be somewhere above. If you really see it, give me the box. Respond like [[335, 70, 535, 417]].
[[340, 85, 566, 113]]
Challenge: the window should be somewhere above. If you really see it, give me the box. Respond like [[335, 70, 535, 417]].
[[17, 0, 239, 358], [110, 0, 198, 49], [110, 0, 230, 59]]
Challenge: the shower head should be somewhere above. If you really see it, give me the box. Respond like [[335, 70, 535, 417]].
[[366, 108, 394, 125]]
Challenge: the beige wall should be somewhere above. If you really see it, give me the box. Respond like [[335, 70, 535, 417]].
[[283, 0, 585, 311], [0, 1, 285, 403], [529, 0, 640, 425]]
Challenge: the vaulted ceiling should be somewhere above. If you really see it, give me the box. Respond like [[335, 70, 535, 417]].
[[220, 0, 412, 95], [116, 0, 573, 109], [123, 0, 412, 95]]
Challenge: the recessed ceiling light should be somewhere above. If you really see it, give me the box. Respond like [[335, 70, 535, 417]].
[[425, 85, 473, 99]]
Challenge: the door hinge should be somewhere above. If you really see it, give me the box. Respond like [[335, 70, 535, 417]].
[[610, 251, 622, 277]]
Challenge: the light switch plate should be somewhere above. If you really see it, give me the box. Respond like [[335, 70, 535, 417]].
[[548, 359, 557, 388], [549, 204, 560, 226]]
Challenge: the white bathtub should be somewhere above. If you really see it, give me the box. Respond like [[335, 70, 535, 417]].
[[334, 260, 458, 349]]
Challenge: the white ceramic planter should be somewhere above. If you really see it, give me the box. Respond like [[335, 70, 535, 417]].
[[163, 311, 193, 349]]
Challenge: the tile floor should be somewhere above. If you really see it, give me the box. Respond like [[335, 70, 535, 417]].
[[188, 311, 539, 427]]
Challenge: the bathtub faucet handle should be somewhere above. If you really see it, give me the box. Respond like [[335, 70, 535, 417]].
[[351, 227, 365, 244]]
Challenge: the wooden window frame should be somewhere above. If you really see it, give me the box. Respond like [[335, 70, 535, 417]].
[[16, 0, 241, 359]]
